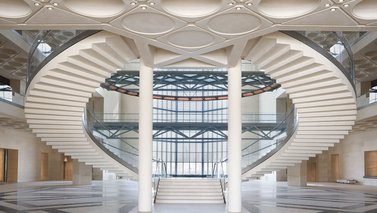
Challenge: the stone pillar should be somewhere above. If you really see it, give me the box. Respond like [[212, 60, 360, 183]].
[[72, 159, 92, 185], [138, 61, 153, 213], [287, 161, 307, 187], [227, 60, 242, 213]]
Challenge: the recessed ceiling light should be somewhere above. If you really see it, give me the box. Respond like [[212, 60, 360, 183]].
[[34, 2, 40, 6], [47, 6, 53, 10], [141, 5, 147, 10], [330, 8, 336, 12], [130, 2, 137, 6], [228, 2, 234, 6], [149, 2, 155, 6], [246, 2, 252, 6], [52, 2, 58, 6], [338, 0, 344, 3], [343, 3, 350, 7], [236, 6, 242, 10], [325, 3, 331, 7]]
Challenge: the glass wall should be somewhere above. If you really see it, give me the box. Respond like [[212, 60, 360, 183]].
[[152, 71, 227, 177], [0, 85, 12, 102]]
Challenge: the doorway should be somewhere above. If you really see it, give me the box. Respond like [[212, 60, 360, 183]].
[[0, 148, 18, 183], [330, 154, 340, 182], [40, 152, 48, 181]]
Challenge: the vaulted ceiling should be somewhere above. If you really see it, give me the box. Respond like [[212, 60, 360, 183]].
[[0, 0, 377, 80]]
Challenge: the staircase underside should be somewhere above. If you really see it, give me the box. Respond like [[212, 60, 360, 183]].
[[24, 31, 356, 180], [242, 32, 356, 178], [25, 31, 138, 179]]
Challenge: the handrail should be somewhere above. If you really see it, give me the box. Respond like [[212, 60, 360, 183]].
[[153, 177, 161, 203], [153, 158, 168, 178], [0, 97, 24, 109], [86, 108, 174, 177], [212, 158, 227, 178], [82, 109, 139, 174], [26, 30, 101, 90], [334, 32, 355, 82], [219, 179, 226, 204], [242, 108, 298, 174], [281, 31, 356, 93], [212, 158, 227, 204], [90, 111, 288, 124]]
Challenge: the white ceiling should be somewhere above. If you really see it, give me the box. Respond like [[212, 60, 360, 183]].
[[0, 0, 376, 77]]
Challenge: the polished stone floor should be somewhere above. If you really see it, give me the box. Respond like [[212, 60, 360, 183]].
[[0, 180, 377, 213]]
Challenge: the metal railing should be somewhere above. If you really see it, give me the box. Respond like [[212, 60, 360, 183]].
[[153, 158, 168, 178], [91, 111, 288, 124], [85, 108, 173, 178], [282, 31, 356, 92], [242, 107, 298, 174], [88, 109, 294, 177], [26, 30, 100, 89], [83, 109, 138, 174]]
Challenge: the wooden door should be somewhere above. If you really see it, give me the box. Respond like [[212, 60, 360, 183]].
[[331, 154, 340, 182]]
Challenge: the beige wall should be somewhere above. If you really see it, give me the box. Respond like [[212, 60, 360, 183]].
[[95, 88, 121, 114], [340, 129, 377, 185], [0, 125, 64, 182], [310, 128, 377, 186], [121, 94, 139, 114]]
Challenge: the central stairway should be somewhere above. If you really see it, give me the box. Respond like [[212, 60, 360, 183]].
[[155, 178, 225, 204]]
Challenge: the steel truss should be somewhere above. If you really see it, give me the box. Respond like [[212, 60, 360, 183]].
[[101, 70, 280, 101], [93, 120, 286, 143]]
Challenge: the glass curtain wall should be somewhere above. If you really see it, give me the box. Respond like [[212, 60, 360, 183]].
[[152, 69, 227, 177]]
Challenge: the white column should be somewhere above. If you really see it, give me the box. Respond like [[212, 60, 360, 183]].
[[227, 60, 242, 213], [138, 61, 153, 213]]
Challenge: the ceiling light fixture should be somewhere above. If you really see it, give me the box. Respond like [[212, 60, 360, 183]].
[[325, 3, 331, 7], [52, 2, 58, 6], [130, 2, 137, 6], [236, 6, 242, 10], [34, 2, 40, 6], [47, 6, 53, 10], [149, 2, 155, 6], [246, 2, 252, 6], [338, 0, 344, 3], [343, 3, 350, 7], [228, 2, 234, 6], [141, 5, 147, 10], [330, 7, 336, 12]]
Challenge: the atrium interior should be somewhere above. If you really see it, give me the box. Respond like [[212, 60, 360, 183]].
[[1, 0, 377, 212]]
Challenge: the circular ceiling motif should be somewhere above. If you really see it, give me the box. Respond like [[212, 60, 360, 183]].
[[353, 0, 377, 20], [64, 0, 127, 18], [167, 30, 215, 49], [207, 13, 261, 35], [161, 0, 222, 18], [122, 13, 175, 35], [0, 0, 31, 19], [257, 0, 320, 19]]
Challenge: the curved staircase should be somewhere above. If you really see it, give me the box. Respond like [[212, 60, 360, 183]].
[[24, 30, 356, 180], [242, 32, 356, 178], [25, 31, 138, 178]]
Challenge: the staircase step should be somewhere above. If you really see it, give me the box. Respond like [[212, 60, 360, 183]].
[[155, 178, 225, 204]]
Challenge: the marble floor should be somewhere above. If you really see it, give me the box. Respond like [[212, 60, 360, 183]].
[[0, 180, 377, 213]]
